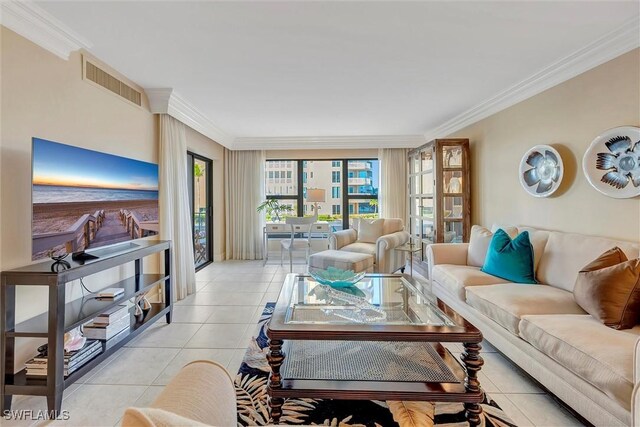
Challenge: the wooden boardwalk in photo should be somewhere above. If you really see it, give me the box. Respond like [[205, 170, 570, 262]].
[[33, 205, 158, 258], [90, 211, 131, 246]]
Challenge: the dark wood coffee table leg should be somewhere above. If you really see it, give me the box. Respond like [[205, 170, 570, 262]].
[[462, 342, 484, 426], [267, 338, 285, 424]]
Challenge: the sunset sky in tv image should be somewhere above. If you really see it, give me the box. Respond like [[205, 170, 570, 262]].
[[32, 138, 159, 191]]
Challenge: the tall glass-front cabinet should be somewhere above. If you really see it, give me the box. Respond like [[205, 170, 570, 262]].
[[408, 139, 470, 264]]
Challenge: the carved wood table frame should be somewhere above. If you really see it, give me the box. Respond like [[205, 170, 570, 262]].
[[266, 273, 484, 426]]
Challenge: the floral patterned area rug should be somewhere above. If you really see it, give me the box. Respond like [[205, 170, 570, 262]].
[[235, 303, 517, 427]]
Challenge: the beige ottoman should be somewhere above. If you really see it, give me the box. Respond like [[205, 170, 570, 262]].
[[308, 249, 374, 273]]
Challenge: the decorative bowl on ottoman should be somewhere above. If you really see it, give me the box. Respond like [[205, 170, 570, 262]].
[[308, 266, 366, 288]]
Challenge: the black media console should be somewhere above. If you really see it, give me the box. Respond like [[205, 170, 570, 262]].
[[0, 239, 171, 414]]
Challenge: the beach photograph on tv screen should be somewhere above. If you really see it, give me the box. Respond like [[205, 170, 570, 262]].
[[31, 138, 159, 260]]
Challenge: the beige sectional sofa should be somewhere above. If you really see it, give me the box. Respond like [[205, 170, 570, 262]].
[[427, 226, 640, 427]]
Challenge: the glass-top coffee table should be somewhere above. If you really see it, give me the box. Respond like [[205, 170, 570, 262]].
[[267, 273, 484, 426]]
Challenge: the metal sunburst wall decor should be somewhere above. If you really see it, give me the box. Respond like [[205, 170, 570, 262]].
[[519, 145, 563, 197], [583, 126, 640, 199]]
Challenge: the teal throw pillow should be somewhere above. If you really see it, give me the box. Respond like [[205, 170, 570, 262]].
[[481, 229, 537, 284]]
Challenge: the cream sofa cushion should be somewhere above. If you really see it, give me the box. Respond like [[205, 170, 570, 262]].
[[432, 264, 509, 301], [519, 314, 640, 410], [352, 218, 404, 237], [148, 360, 236, 426], [536, 231, 640, 292], [357, 218, 384, 243], [382, 218, 404, 235], [341, 242, 377, 257], [467, 225, 518, 267], [466, 283, 586, 334], [518, 226, 551, 272]]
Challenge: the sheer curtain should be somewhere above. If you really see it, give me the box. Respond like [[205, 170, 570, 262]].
[[225, 149, 266, 260], [379, 148, 408, 222], [159, 114, 196, 300]]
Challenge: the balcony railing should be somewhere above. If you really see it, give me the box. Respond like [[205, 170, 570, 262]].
[[267, 178, 293, 184], [349, 162, 371, 169], [348, 177, 372, 185]]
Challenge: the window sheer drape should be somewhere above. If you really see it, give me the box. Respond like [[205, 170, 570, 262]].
[[379, 148, 408, 222], [159, 114, 196, 300], [225, 149, 266, 260]]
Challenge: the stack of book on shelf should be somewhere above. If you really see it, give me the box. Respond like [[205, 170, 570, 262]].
[[82, 304, 131, 342], [25, 339, 101, 378]]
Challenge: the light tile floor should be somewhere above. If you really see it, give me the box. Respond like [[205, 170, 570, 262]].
[[6, 260, 585, 426]]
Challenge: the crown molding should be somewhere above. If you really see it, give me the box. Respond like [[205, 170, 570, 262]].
[[232, 135, 426, 150], [0, 0, 92, 60], [145, 88, 174, 114], [145, 88, 233, 147], [6, 1, 635, 151], [424, 15, 640, 141]]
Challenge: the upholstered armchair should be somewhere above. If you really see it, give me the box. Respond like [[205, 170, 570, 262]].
[[328, 218, 410, 274]]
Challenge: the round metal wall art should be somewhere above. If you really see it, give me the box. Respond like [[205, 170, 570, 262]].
[[519, 145, 563, 197], [583, 126, 640, 199]]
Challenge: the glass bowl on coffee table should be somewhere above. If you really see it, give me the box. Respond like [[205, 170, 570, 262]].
[[307, 266, 366, 288]]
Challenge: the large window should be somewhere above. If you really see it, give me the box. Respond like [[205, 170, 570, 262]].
[[266, 160, 297, 196], [303, 160, 342, 227], [265, 159, 379, 230], [346, 160, 379, 226], [264, 160, 298, 222]]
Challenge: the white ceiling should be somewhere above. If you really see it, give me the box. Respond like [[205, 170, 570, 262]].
[[26, 1, 640, 147]]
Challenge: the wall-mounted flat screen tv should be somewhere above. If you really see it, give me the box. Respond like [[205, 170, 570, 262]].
[[32, 137, 159, 260]]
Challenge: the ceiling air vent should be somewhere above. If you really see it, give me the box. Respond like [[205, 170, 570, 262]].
[[83, 58, 142, 107]]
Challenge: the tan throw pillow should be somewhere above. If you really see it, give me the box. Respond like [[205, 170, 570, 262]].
[[574, 247, 640, 330], [467, 225, 519, 267], [357, 218, 384, 243]]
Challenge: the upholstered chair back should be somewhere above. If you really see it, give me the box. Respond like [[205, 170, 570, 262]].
[[350, 218, 404, 235]]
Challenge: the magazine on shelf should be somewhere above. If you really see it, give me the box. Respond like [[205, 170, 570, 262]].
[[26, 339, 103, 378], [29, 343, 102, 369], [34, 339, 101, 360]]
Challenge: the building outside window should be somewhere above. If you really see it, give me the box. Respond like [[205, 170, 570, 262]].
[[347, 160, 379, 218], [264, 161, 298, 221], [265, 159, 378, 230]]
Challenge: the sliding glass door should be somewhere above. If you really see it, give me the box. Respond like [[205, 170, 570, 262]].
[[187, 152, 213, 270]]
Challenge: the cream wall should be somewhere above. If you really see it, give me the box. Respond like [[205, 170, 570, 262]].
[[448, 48, 640, 242], [1, 26, 160, 367], [1, 24, 160, 318], [185, 126, 226, 261]]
